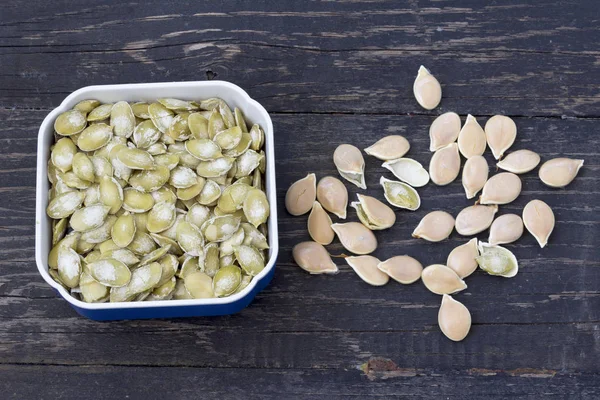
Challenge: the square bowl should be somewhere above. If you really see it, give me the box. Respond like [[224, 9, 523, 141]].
[[35, 81, 278, 320]]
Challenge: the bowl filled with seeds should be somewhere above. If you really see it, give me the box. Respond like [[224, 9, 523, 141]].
[[35, 81, 278, 320]]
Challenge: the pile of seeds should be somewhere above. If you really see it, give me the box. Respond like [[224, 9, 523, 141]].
[[287, 66, 584, 342], [46, 97, 270, 302]]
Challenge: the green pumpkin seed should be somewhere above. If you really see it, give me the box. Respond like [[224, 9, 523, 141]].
[[178, 255, 200, 278], [117, 147, 155, 170], [98, 239, 119, 254], [243, 188, 270, 228], [249, 124, 264, 152], [176, 178, 206, 201], [47, 191, 85, 219], [87, 103, 113, 121], [234, 274, 252, 294], [149, 276, 176, 300], [167, 114, 192, 141], [184, 138, 222, 161], [197, 179, 222, 205], [201, 215, 241, 243], [241, 223, 269, 250], [213, 265, 242, 297], [151, 186, 177, 204], [150, 233, 183, 256], [218, 102, 235, 129], [176, 220, 204, 256], [108, 144, 132, 181], [129, 165, 171, 192], [235, 150, 262, 178], [49, 232, 80, 269], [81, 215, 117, 244], [123, 262, 163, 299], [132, 120, 161, 148], [112, 212, 136, 248], [220, 253, 235, 269], [88, 258, 131, 287], [84, 250, 102, 264], [184, 203, 210, 228], [208, 110, 225, 139], [214, 126, 242, 150], [219, 227, 245, 256], [79, 271, 109, 303], [196, 157, 235, 178], [133, 212, 149, 234], [184, 271, 214, 299], [74, 100, 101, 114], [99, 176, 124, 214], [55, 110, 87, 136], [72, 153, 95, 183], [76, 236, 96, 253], [147, 142, 167, 155], [217, 183, 251, 213], [131, 102, 150, 119], [157, 254, 179, 285], [188, 113, 209, 139], [380, 177, 421, 211], [158, 98, 198, 111], [52, 218, 68, 245], [148, 102, 174, 134], [153, 153, 179, 170], [169, 166, 198, 188], [138, 245, 171, 267], [476, 242, 519, 278], [100, 248, 140, 266], [90, 155, 112, 183], [77, 123, 113, 151], [234, 245, 265, 276], [51, 137, 77, 173], [234, 107, 248, 133], [69, 204, 110, 232], [57, 246, 82, 288], [146, 201, 176, 233], [224, 132, 252, 158], [58, 171, 91, 189], [110, 101, 135, 138], [122, 188, 155, 213], [127, 232, 157, 255]]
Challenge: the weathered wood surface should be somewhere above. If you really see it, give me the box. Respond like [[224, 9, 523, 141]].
[[1, 0, 599, 398]]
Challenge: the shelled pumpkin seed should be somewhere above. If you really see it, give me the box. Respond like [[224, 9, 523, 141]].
[[46, 97, 270, 302]]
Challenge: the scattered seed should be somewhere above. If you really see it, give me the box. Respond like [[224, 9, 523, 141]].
[[380, 177, 420, 210], [421, 264, 467, 295], [455, 204, 498, 236], [316, 176, 348, 219], [331, 222, 378, 255], [462, 155, 489, 199], [457, 115, 487, 159], [412, 211, 455, 242], [522, 199, 555, 248], [377, 255, 423, 284], [364, 135, 410, 160], [446, 238, 479, 279], [292, 241, 338, 274], [488, 214, 523, 246], [479, 172, 522, 205], [413, 65, 442, 110], [476, 242, 519, 278], [285, 173, 317, 216], [438, 294, 471, 342], [333, 144, 366, 189], [429, 143, 461, 186], [307, 201, 335, 245], [382, 158, 430, 187], [538, 157, 584, 188], [346, 256, 389, 286], [497, 149, 541, 174], [429, 112, 461, 151], [484, 115, 517, 160]]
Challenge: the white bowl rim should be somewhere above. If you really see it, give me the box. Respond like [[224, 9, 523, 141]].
[[35, 80, 279, 310]]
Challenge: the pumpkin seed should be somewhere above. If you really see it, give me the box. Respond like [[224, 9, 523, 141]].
[[57, 246, 82, 288], [484, 115, 516, 160], [81, 215, 117, 244], [377, 255, 423, 284], [122, 188, 155, 213], [184, 271, 215, 298], [455, 204, 498, 236], [233, 107, 248, 133], [47, 191, 85, 219], [188, 113, 209, 139], [148, 102, 174, 134], [204, 243, 220, 277], [52, 137, 77, 173], [413, 65, 442, 110], [438, 294, 471, 342], [412, 211, 454, 242], [219, 102, 235, 129], [208, 110, 225, 139], [176, 220, 204, 256], [429, 143, 460, 186], [243, 188, 269, 228], [346, 255, 389, 286], [476, 242, 518, 278], [213, 265, 242, 297], [197, 179, 222, 205], [90, 155, 112, 183], [158, 98, 197, 111], [316, 176, 347, 219], [333, 144, 366, 189], [220, 227, 245, 256], [49, 232, 80, 269], [292, 241, 338, 274], [110, 101, 135, 138], [131, 120, 160, 149], [77, 123, 113, 151], [382, 158, 430, 187], [364, 135, 410, 160], [88, 258, 131, 287], [480, 172, 521, 205], [249, 124, 264, 151], [129, 165, 171, 192], [235, 150, 262, 178], [167, 113, 192, 141], [111, 212, 136, 248], [307, 201, 335, 245], [72, 152, 95, 182], [462, 155, 488, 199], [234, 245, 265, 276], [380, 177, 420, 210], [178, 256, 200, 279], [196, 157, 235, 178], [74, 99, 101, 114], [331, 222, 377, 255], [241, 223, 269, 250], [421, 264, 467, 295], [87, 104, 113, 121], [99, 176, 123, 214], [539, 158, 584, 188], [55, 110, 87, 136], [185, 138, 222, 161], [138, 246, 171, 267], [218, 183, 251, 213], [100, 248, 139, 266], [446, 238, 479, 278], [234, 274, 253, 294], [430, 112, 461, 151], [128, 232, 157, 255], [522, 199, 554, 248], [147, 201, 176, 233], [147, 142, 167, 155], [351, 194, 396, 230], [497, 149, 540, 174], [488, 214, 523, 246], [131, 102, 150, 119], [286, 173, 317, 216], [214, 126, 242, 150], [79, 271, 109, 303], [201, 215, 241, 242], [149, 276, 176, 300], [172, 277, 193, 299], [59, 171, 91, 190], [457, 114, 486, 159], [225, 132, 252, 157], [70, 204, 110, 232], [52, 218, 68, 245]]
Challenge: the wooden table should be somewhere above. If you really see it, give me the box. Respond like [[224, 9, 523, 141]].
[[1, 1, 599, 398]]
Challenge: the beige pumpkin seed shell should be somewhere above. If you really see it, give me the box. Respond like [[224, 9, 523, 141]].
[[429, 143, 461, 186], [380, 177, 420, 211], [354, 194, 395, 230], [333, 144, 366, 189], [285, 173, 317, 216], [316, 176, 347, 219], [377, 255, 423, 284], [430, 112, 461, 151], [457, 115, 486, 159], [488, 214, 523, 246], [382, 158, 430, 187], [539, 158, 584, 188], [455, 204, 498, 236], [331, 222, 377, 255], [480, 172, 521, 205], [308, 201, 335, 245], [522, 199, 555, 248], [462, 155, 489, 199], [497, 149, 541, 174], [485, 115, 517, 160], [292, 241, 338, 274], [446, 238, 479, 279], [438, 294, 471, 342], [364, 135, 410, 161], [412, 211, 454, 242], [413, 65, 442, 110], [421, 264, 467, 295], [346, 256, 389, 286]]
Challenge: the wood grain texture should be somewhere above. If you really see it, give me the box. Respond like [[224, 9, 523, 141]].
[[1, 0, 599, 398]]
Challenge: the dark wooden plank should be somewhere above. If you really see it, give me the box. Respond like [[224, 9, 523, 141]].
[[1, 0, 600, 115]]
